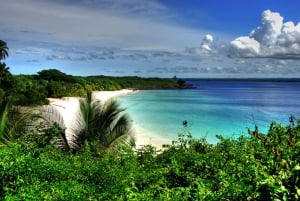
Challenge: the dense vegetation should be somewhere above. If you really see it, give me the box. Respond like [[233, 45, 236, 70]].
[[2, 40, 300, 200], [1, 116, 300, 200], [1, 39, 186, 106], [41, 92, 134, 154], [1, 68, 185, 106]]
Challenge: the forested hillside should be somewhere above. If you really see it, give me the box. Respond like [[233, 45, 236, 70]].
[[1, 68, 186, 106]]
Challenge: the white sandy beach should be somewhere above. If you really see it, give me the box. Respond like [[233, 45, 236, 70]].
[[48, 89, 165, 148], [48, 89, 133, 127], [132, 125, 172, 149]]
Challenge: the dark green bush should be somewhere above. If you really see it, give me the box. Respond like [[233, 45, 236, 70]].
[[0, 117, 300, 200]]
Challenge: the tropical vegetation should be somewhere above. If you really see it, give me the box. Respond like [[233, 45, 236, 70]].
[[0, 40, 188, 106], [1, 39, 300, 200], [42, 92, 134, 154], [1, 115, 300, 200], [0, 40, 9, 61], [0, 68, 187, 106]]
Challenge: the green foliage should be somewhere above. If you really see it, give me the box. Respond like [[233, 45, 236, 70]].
[[0, 89, 4, 106], [46, 81, 68, 98], [2, 41, 182, 106], [0, 60, 300, 201], [0, 104, 24, 145], [7, 69, 181, 105], [0, 103, 9, 143], [1, 95, 300, 200], [0, 40, 9, 61], [2, 39, 300, 199], [12, 76, 48, 105], [0, 104, 41, 146], [0, 63, 15, 103], [43, 93, 134, 154], [36, 69, 75, 82], [177, 79, 186, 88]]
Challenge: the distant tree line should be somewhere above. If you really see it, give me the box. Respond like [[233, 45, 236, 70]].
[[2, 40, 300, 200], [7, 69, 184, 106], [0, 39, 188, 106]]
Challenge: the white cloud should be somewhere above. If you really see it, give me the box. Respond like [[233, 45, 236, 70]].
[[185, 34, 217, 56], [230, 36, 260, 57], [230, 10, 300, 59], [3, 2, 300, 78], [250, 10, 283, 46], [202, 34, 213, 46], [199, 34, 214, 54]]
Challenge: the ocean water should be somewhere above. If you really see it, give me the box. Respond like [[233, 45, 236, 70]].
[[119, 80, 300, 144]]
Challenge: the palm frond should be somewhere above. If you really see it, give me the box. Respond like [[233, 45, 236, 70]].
[[40, 92, 135, 153], [55, 129, 70, 150], [104, 133, 136, 153], [5, 106, 37, 143], [107, 114, 130, 143], [0, 104, 32, 144], [97, 99, 126, 133], [43, 105, 65, 129], [42, 105, 72, 149], [97, 99, 133, 149], [65, 92, 102, 151], [0, 40, 9, 60], [0, 103, 9, 144]]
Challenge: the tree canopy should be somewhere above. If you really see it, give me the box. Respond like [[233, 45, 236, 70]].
[[0, 40, 9, 61], [36, 69, 75, 82]]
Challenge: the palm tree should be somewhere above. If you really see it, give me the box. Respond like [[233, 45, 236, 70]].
[[0, 63, 13, 91], [0, 103, 29, 145], [0, 40, 9, 61], [0, 103, 9, 144], [44, 92, 134, 153]]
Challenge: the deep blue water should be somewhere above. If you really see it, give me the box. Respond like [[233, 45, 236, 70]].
[[119, 80, 300, 143]]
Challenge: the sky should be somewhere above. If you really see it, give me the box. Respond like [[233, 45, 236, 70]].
[[1, 0, 300, 78]]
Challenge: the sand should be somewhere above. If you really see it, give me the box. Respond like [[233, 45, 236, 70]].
[[48, 89, 165, 149]]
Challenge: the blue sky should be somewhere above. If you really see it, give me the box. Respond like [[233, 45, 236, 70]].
[[1, 0, 300, 78]]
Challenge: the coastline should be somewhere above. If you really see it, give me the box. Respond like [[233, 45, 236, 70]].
[[48, 89, 167, 149], [131, 124, 172, 149], [93, 89, 134, 102], [48, 89, 134, 127]]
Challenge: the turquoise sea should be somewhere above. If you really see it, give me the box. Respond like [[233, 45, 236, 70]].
[[119, 80, 300, 144]]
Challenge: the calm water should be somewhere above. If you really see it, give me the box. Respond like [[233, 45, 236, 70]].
[[119, 81, 300, 143]]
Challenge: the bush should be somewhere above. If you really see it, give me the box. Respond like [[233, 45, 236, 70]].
[[0, 117, 300, 200]]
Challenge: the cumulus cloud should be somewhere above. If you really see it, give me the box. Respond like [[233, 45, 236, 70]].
[[230, 10, 300, 59], [185, 34, 217, 56], [201, 34, 214, 49], [230, 37, 260, 57]]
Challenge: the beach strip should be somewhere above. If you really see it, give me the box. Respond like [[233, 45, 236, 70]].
[[48, 89, 167, 149]]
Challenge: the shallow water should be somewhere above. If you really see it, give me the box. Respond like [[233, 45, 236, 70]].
[[119, 80, 300, 143]]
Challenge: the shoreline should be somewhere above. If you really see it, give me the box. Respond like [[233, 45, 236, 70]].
[[48, 89, 135, 127], [131, 123, 172, 149], [48, 89, 167, 149]]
